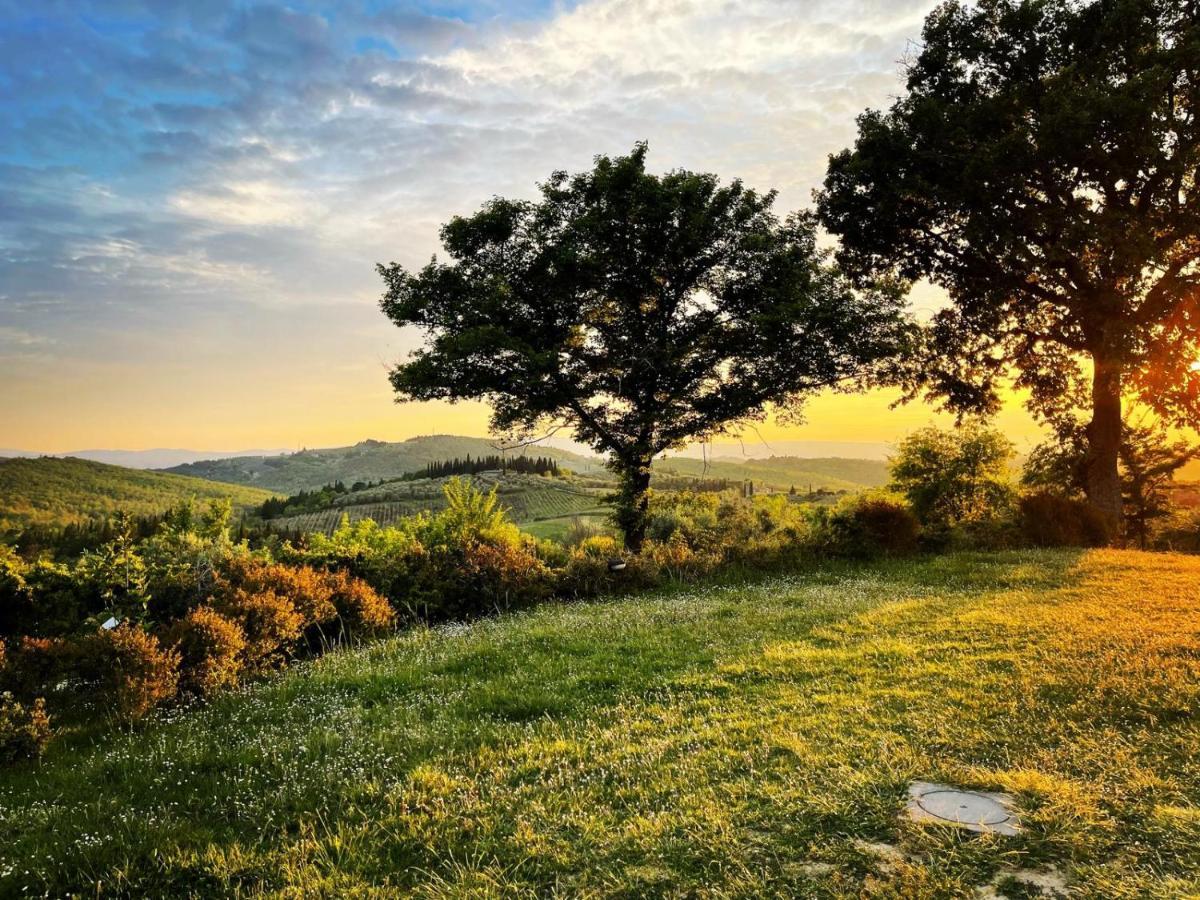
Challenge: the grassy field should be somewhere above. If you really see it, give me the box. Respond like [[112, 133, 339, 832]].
[[0, 456, 278, 531], [2, 549, 1198, 897]]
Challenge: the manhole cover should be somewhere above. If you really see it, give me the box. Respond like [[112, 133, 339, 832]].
[[905, 781, 1020, 835], [916, 789, 1010, 826]]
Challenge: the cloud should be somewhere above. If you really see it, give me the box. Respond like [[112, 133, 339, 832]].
[[0, 0, 941, 444]]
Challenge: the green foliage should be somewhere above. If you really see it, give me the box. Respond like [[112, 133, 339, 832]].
[[0, 693, 50, 764], [75, 513, 150, 624], [0, 456, 276, 532], [379, 144, 909, 549], [889, 424, 1016, 527], [819, 0, 1200, 520]]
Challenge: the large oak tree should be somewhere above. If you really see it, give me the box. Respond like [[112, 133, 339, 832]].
[[380, 145, 909, 550], [818, 0, 1200, 524]]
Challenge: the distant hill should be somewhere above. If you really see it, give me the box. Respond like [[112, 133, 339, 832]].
[[0, 448, 291, 469], [656, 455, 891, 492], [164, 436, 606, 493], [0, 457, 278, 532]]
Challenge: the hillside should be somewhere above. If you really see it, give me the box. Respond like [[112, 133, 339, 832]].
[[269, 472, 610, 536], [2, 550, 1197, 896], [0, 457, 278, 532], [657, 455, 890, 492], [165, 436, 606, 493]]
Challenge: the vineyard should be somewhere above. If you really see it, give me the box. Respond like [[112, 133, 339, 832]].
[[269, 473, 610, 536]]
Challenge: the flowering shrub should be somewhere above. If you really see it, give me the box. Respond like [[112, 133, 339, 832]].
[[0, 693, 50, 763], [215, 589, 304, 671], [322, 569, 395, 639], [78, 625, 180, 723], [165, 606, 246, 697], [222, 560, 338, 629]]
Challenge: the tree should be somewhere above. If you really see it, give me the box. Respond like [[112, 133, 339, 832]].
[[379, 145, 909, 550], [889, 424, 1016, 526], [818, 0, 1200, 527], [1023, 413, 1199, 547]]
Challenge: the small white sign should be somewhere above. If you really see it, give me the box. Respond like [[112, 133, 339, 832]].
[[101, 616, 120, 630]]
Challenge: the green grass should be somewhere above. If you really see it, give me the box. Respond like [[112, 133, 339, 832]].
[[519, 513, 613, 542], [0, 456, 278, 531], [2, 549, 1199, 896]]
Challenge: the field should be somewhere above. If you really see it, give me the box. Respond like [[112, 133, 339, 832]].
[[269, 473, 609, 536], [657, 455, 891, 492], [0, 457, 278, 532], [165, 436, 606, 493], [2, 549, 1198, 896]]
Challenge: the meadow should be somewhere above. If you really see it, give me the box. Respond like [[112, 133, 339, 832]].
[[2, 548, 1197, 897]]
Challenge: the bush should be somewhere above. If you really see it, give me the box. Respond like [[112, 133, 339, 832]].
[[406, 540, 552, 621], [822, 496, 919, 558], [322, 569, 395, 639], [1151, 509, 1200, 553], [2, 636, 71, 699], [1018, 492, 1113, 548], [890, 424, 1016, 527], [558, 536, 662, 598], [78, 626, 180, 722], [215, 589, 305, 671], [221, 560, 337, 632], [0, 693, 51, 764], [165, 607, 246, 697]]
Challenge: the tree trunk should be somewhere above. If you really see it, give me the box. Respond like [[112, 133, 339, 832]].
[[1084, 354, 1124, 537], [615, 457, 653, 554]]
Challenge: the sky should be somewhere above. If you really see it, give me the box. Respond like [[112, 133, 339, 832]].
[[0, 0, 1046, 455]]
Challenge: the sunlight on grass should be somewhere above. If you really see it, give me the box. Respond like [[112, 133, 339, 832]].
[[1, 549, 1198, 896]]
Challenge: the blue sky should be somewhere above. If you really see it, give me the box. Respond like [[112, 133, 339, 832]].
[[1, 0, 983, 451]]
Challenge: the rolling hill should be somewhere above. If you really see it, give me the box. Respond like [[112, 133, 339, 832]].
[[0, 457, 279, 532], [164, 436, 607, 493], [656, 455, 891, 492], [267, 472, 610, 536]]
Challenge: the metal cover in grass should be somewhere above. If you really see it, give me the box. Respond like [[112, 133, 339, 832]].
[[905, 782, 1020, 836]]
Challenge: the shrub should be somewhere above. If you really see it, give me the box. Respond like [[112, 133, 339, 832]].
[[1151, 509, 1200, 553], [322, 569, 395, 639], [558, 536, 662, 598], [1018, 492, 1113, 548], [215, 589, 304, 671], [0, 693, 51, 764], [408, 540, 552, 621], [890, 424, 1016, 527], [165, 607, 246, 697], [78, 625, 180, 723], [822, 496, 919, 558], [221, 560, 337, 630], [2, 636, 71, 699], [297, 517, 426, 607]]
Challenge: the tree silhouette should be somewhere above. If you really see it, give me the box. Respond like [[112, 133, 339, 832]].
[[819, 0, 1200, 525], [380, 145, 909, 550]]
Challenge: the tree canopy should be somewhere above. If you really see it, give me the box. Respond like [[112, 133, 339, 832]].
[[818, 0, 1200, 524], [380, 145, 909, 549]]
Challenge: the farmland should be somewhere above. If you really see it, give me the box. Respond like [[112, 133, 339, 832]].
[[267, 473, 610, 536]]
